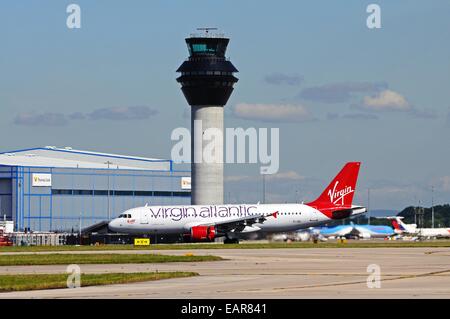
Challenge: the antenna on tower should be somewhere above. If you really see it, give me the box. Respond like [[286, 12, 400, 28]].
[[192, 27, 223, 38], [197, 27, 218, 33]]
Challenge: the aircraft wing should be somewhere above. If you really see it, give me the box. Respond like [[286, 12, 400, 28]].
[[315, 205, 366, 219], [188, 211, 278, 233], [349, 226, 364, 237], [350, 205, 367, 215]]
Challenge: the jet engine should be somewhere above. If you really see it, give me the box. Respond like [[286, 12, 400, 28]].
[[359, 232, 371, 240], [190, 226, 216, 241]]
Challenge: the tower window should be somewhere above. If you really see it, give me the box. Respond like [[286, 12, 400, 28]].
[[190, 43, 217, 54]]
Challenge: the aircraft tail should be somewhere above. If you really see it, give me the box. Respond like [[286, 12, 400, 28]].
[[306, 162, 362, 219], [387, 216, 413, 233], [307, 162, 360, 208]]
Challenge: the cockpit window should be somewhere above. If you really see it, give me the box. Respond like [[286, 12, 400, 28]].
[[118, 214, 131, 218]]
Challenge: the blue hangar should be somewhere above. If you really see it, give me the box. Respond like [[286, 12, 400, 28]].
[[0, 146, 191, 232]]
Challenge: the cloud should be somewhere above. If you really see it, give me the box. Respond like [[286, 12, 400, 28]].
[[224, 171, 327, 204], [409, 108, 438, 119], [435, 176, 450, 192], [326, 112, 378, 121], [372, 186, 410, 194], [299, 81, 387, 103], [14, 106, 158, 126], [352, 90, 438, 119], [326, 113, 340, 120], [87, 106, 158, 120], [358, 90, 411, 111], [14, 112, 68, 126], [342, 113, 379, 120], [265, 171, 305, 181], [226, 171, 304, 183], [233, 103, 312, 122], [264, 73, 303, 86], [363, 180, 427, 210], [68, 112, 86, 120], [224, 175, 249, 183]]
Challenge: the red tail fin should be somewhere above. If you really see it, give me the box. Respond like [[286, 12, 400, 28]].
[[391, 219, 400, 230], [307, 162, 361, 210]]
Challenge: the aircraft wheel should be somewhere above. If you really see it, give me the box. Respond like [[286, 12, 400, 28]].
[[224, 238, 239, 244]]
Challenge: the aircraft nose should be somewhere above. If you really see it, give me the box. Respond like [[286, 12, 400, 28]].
[[108, 219, 119, 232]]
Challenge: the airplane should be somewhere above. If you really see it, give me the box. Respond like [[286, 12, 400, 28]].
[[352, 224, 395, 239], [388, 216, 450, 239], [270, 225, 347, 242], [276, 223, 394, 242], [271, 229, 316, 242], [108, 162, 367, 244], [312, 224, 354, 239]]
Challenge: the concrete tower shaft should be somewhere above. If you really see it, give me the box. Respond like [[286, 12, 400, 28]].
[[177, 31, 238, 205], [191, 106, 224, 204]]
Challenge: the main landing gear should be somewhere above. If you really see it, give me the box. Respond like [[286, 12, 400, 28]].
[[224, 237, 239, 244]]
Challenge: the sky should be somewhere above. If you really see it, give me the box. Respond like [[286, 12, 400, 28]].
[[1, 1, 449, 210]]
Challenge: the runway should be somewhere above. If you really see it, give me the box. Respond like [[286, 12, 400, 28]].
[[1, 247, 450, 298]]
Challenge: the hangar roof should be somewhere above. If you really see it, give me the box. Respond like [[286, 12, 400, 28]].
[[0, 147, 172, 171]]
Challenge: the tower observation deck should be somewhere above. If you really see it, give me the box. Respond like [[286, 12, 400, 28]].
[[176, 29, 238, 205], [176, 31, 238, 105]]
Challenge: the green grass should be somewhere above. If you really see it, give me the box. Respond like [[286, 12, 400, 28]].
[[0, 253, 222, 266], [0, 272, 198, 292], [1, 240, 450, 253]]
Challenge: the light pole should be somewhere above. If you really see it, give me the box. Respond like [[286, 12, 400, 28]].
[[414, 195, 417, 225], [79, 211, 82, 245], [368, 188, 371, 225], [431, 186, 434, 228], [262, 174, 266, 204], [105, 161, 113, 221]]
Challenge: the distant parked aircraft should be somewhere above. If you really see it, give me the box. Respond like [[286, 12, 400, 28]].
[[388, 216, 450, 238], [271, 223, 394, 242], [311, 223, 394, 239]]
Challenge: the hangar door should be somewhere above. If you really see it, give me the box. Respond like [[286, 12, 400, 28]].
[[0, 178, 12, 220]]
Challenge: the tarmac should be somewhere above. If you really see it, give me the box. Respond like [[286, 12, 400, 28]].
[[1, 247, 450, 298]]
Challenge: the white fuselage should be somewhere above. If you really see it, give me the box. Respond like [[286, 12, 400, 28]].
[[108, 203, 333, 235], [394, 222, 450, 238], [408, 228, 450, 238]]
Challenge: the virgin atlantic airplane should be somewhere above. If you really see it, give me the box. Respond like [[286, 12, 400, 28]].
[[108, 162, 366, 243]]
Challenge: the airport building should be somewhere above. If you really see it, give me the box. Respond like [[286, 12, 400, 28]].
[[0, 147, 191, 232]]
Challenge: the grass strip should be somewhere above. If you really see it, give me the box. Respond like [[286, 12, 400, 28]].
[[0, 272, 197, 292], [0, 253, 221, 266]]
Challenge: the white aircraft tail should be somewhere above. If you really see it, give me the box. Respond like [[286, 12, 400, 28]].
[[387, 216, 416, 234]]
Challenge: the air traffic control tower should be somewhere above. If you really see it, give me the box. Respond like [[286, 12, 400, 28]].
[[176, 29, 238, 205]]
